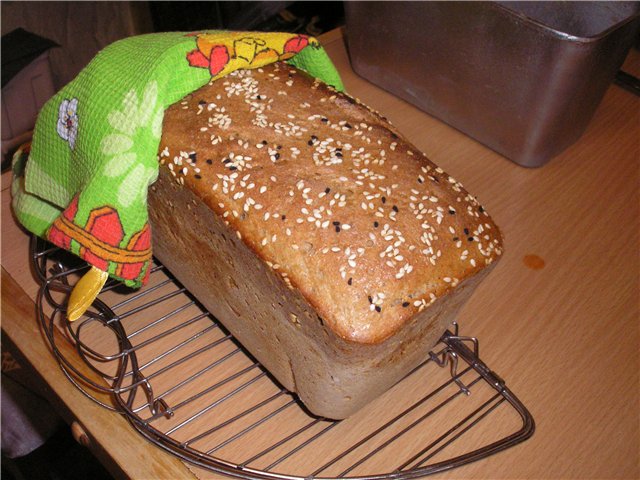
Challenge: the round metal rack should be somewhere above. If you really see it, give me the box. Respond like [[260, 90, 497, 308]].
[[32, 237, 534, 479]]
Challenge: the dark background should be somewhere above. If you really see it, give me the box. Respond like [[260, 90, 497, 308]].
[[149, 1, 344, 35]]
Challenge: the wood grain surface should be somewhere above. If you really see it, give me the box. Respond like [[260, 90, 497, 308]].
[[1, 29, 638, 479], [1, 269, 197, 480]]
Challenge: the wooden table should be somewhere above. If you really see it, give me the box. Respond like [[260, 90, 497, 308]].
[[2, 29, 638, 479]]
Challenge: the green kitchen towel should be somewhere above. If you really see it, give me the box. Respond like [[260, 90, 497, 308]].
[[12, 31, 343, 288]]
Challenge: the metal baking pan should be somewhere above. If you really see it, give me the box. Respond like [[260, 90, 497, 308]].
[[345, 1, 640, 167]]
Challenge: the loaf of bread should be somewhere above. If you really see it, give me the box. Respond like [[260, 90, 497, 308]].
[[148, 62, 503, 419]]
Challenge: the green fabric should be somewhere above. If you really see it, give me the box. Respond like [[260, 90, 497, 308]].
[[12, 31, 343, 287], [288, 42, 343, 92]]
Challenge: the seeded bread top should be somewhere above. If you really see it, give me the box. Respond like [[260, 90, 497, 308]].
[[158, 62, 503, 344]]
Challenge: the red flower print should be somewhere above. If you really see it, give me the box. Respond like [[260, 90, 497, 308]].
[[48, 195, 80, 250], [48, 225, 72, 250], [283, 35, 309, 54], [84, 207, 124, 248], [81, 206, 125, 271], [187, 44, 230, 77], [119, 224, 151, 280], [63, 194, 79, 221], [187, 49, 210, 68], [208, 45, 230, 76]]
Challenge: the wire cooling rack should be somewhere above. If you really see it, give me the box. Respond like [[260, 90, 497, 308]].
[[32, 237, 534, 479]]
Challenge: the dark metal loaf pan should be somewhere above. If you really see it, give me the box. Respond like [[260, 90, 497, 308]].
[[345, 1, 640, 167]]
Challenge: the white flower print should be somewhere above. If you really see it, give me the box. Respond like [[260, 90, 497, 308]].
[[57, 98, 79, 149], [100, 81, 163, 207]]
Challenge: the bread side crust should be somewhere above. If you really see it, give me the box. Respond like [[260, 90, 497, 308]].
[[149, 167, 494, 419]]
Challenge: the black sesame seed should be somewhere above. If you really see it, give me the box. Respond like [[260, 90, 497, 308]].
[[325, 187, 331, 194], [392, 205, 399, 213], [464, 228, 470, 235], [198, 100, 206, 105], [206, 159, 213, 165], [368, 295, 373, 304], [335, 226, 341, 232], [402, 302, 410, 307], [261, 140, 268, 145], [276, 145, 282, 150], [274, 153, 280, 160], [418, 177, 424, 183], [195, 174, 202, 179], [321, 117, 328, 123], [391, 132, 399, 139], [347, 278, 353, 286], [479, 206, 485, 212], [374, 221, 379, 228], [228, 166, 238, 171], [453, 237, 460, 241], [335, 151, 343, 158], [344, 123, 352, 129], [281, 215, 286, 220], [381, 196, 387, 204], [332, 221, 340, 226], [307, 140, 314, 146], [223, 158, 231, 164], [468, 236, 474, 241], [311, 135, 318, 140], [189, 152, 197, 161], [375, 305, 382, 313], [449, 209, 456, 215]]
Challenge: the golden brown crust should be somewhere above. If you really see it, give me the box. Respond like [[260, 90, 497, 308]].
[[158, 63, 503, 344]]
